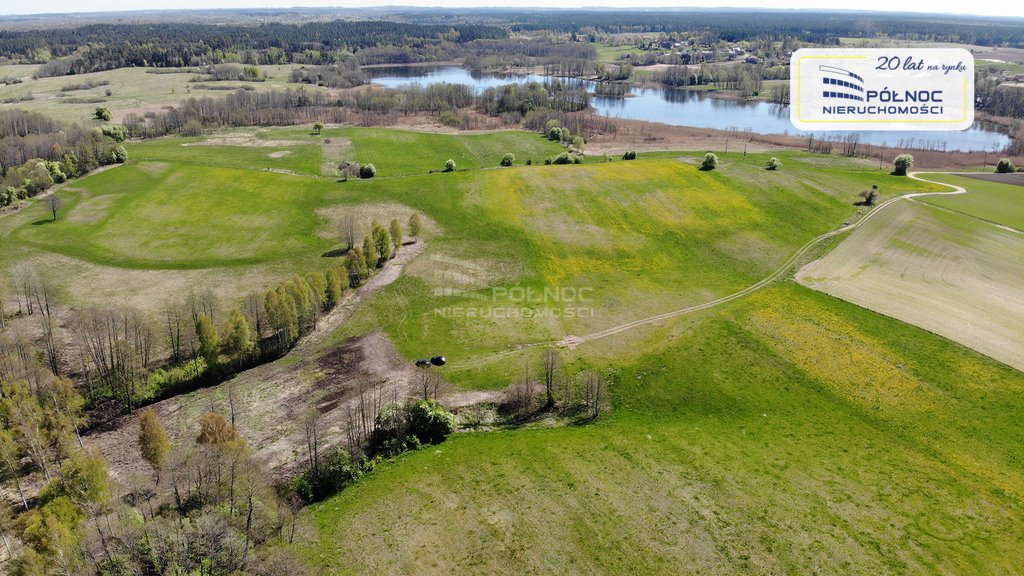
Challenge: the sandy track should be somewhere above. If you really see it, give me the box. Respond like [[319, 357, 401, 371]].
[[454, 173, 968, 371]]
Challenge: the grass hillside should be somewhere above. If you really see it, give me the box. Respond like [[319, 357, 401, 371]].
[[310, 284, 1024, 575], [5, 127, 1019, 573]]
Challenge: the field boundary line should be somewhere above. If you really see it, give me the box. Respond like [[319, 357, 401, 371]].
[[452, 172, 966, 371]]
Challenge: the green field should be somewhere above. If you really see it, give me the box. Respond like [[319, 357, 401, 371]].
[[310, 283, 1024, 575], [5, 128, 1022, 574], [0, 128, 570, 310], [915, 173, 1024, 230]]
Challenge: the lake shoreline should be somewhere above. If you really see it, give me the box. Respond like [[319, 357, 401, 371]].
[[368, 65, 1012, 153]]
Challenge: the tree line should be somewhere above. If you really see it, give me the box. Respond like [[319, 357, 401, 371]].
[[117, 80, 610, 140], [494, 9, 1024, 47]]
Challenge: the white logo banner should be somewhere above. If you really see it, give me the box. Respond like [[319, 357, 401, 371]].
[[790, 48, 974, 131]]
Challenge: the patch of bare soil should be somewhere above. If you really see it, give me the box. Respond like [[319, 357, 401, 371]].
[[267, 151, 292, 159]]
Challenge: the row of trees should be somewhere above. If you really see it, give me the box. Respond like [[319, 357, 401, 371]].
[[502, 348, 610, 421], [0, 367, 85, 508], [111, 77, 619, 141]]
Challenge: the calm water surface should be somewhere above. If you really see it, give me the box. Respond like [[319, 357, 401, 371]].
[[369, 66, 1011, 152]]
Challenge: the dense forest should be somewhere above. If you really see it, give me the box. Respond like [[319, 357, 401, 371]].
[[490, 9, 1024, 46], [0, 20, 507, 74]]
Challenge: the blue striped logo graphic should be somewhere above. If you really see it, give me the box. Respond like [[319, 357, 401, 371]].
[[819, 65, 865, 102]]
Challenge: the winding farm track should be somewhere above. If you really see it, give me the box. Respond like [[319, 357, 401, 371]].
[[453, 172, 966, 371]]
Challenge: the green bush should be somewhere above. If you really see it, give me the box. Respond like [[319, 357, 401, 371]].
[[700, 152, 718, 171], [765, 157, 781, 171], [99, 124, 128, 142], [359, 163, 376, 179], [622, 150, 637, 160], [406, 399, 455, 445], [444, 158, 456, 172], [552, 152, 572, 165], [500, 153, 515, 167], [94, 107, 112, 121], [996, 158, 1015, 173], [110, 146, 128, 164], [544, 156, 553, 165], [893, 154, 913, 176]]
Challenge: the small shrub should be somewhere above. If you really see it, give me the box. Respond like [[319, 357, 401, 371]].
[[500, 153, 515, 167], [444, 158, 456, 172], [525, 158, 532, 165], [572, 155, 583, 164], [700, 152, 718, 171], [359, 164, 376, 179], [406, 400, 455, 445], [893, 154, 913, 176], [996, 158, 1015, 173], [552, 152, 572, 165], [622, 150, 637, 160], [544, 156, 553, 165], [94, 106, 112, 121], [765, 157, 781, 170]]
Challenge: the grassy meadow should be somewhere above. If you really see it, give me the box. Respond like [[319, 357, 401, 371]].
[[309, 284, 1024, 575], [0, 64, 320, 123], [4, 127, 1022, 574]]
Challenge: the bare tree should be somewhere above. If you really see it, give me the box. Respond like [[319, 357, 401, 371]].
[[583, 370, 606, 418], [244, 292, 265, 341], [162, 300, 187, 364], [303, 407, 321, 480], [542, 348, 561, 409], [10, 262, 38, 316], [0, 429, 28, 509], [71, 306, 155, 414], [0, 498, 14, 558], [342, 213, 357, 252], [46, 194, 64, 221]]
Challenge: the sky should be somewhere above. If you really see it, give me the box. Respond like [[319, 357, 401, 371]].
[[2, 1, 1023, 18]]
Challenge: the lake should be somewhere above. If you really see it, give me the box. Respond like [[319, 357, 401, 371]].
[[368, 66, 1011, 152]]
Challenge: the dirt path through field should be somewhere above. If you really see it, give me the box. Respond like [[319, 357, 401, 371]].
[[454, 172, 967, 371]]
